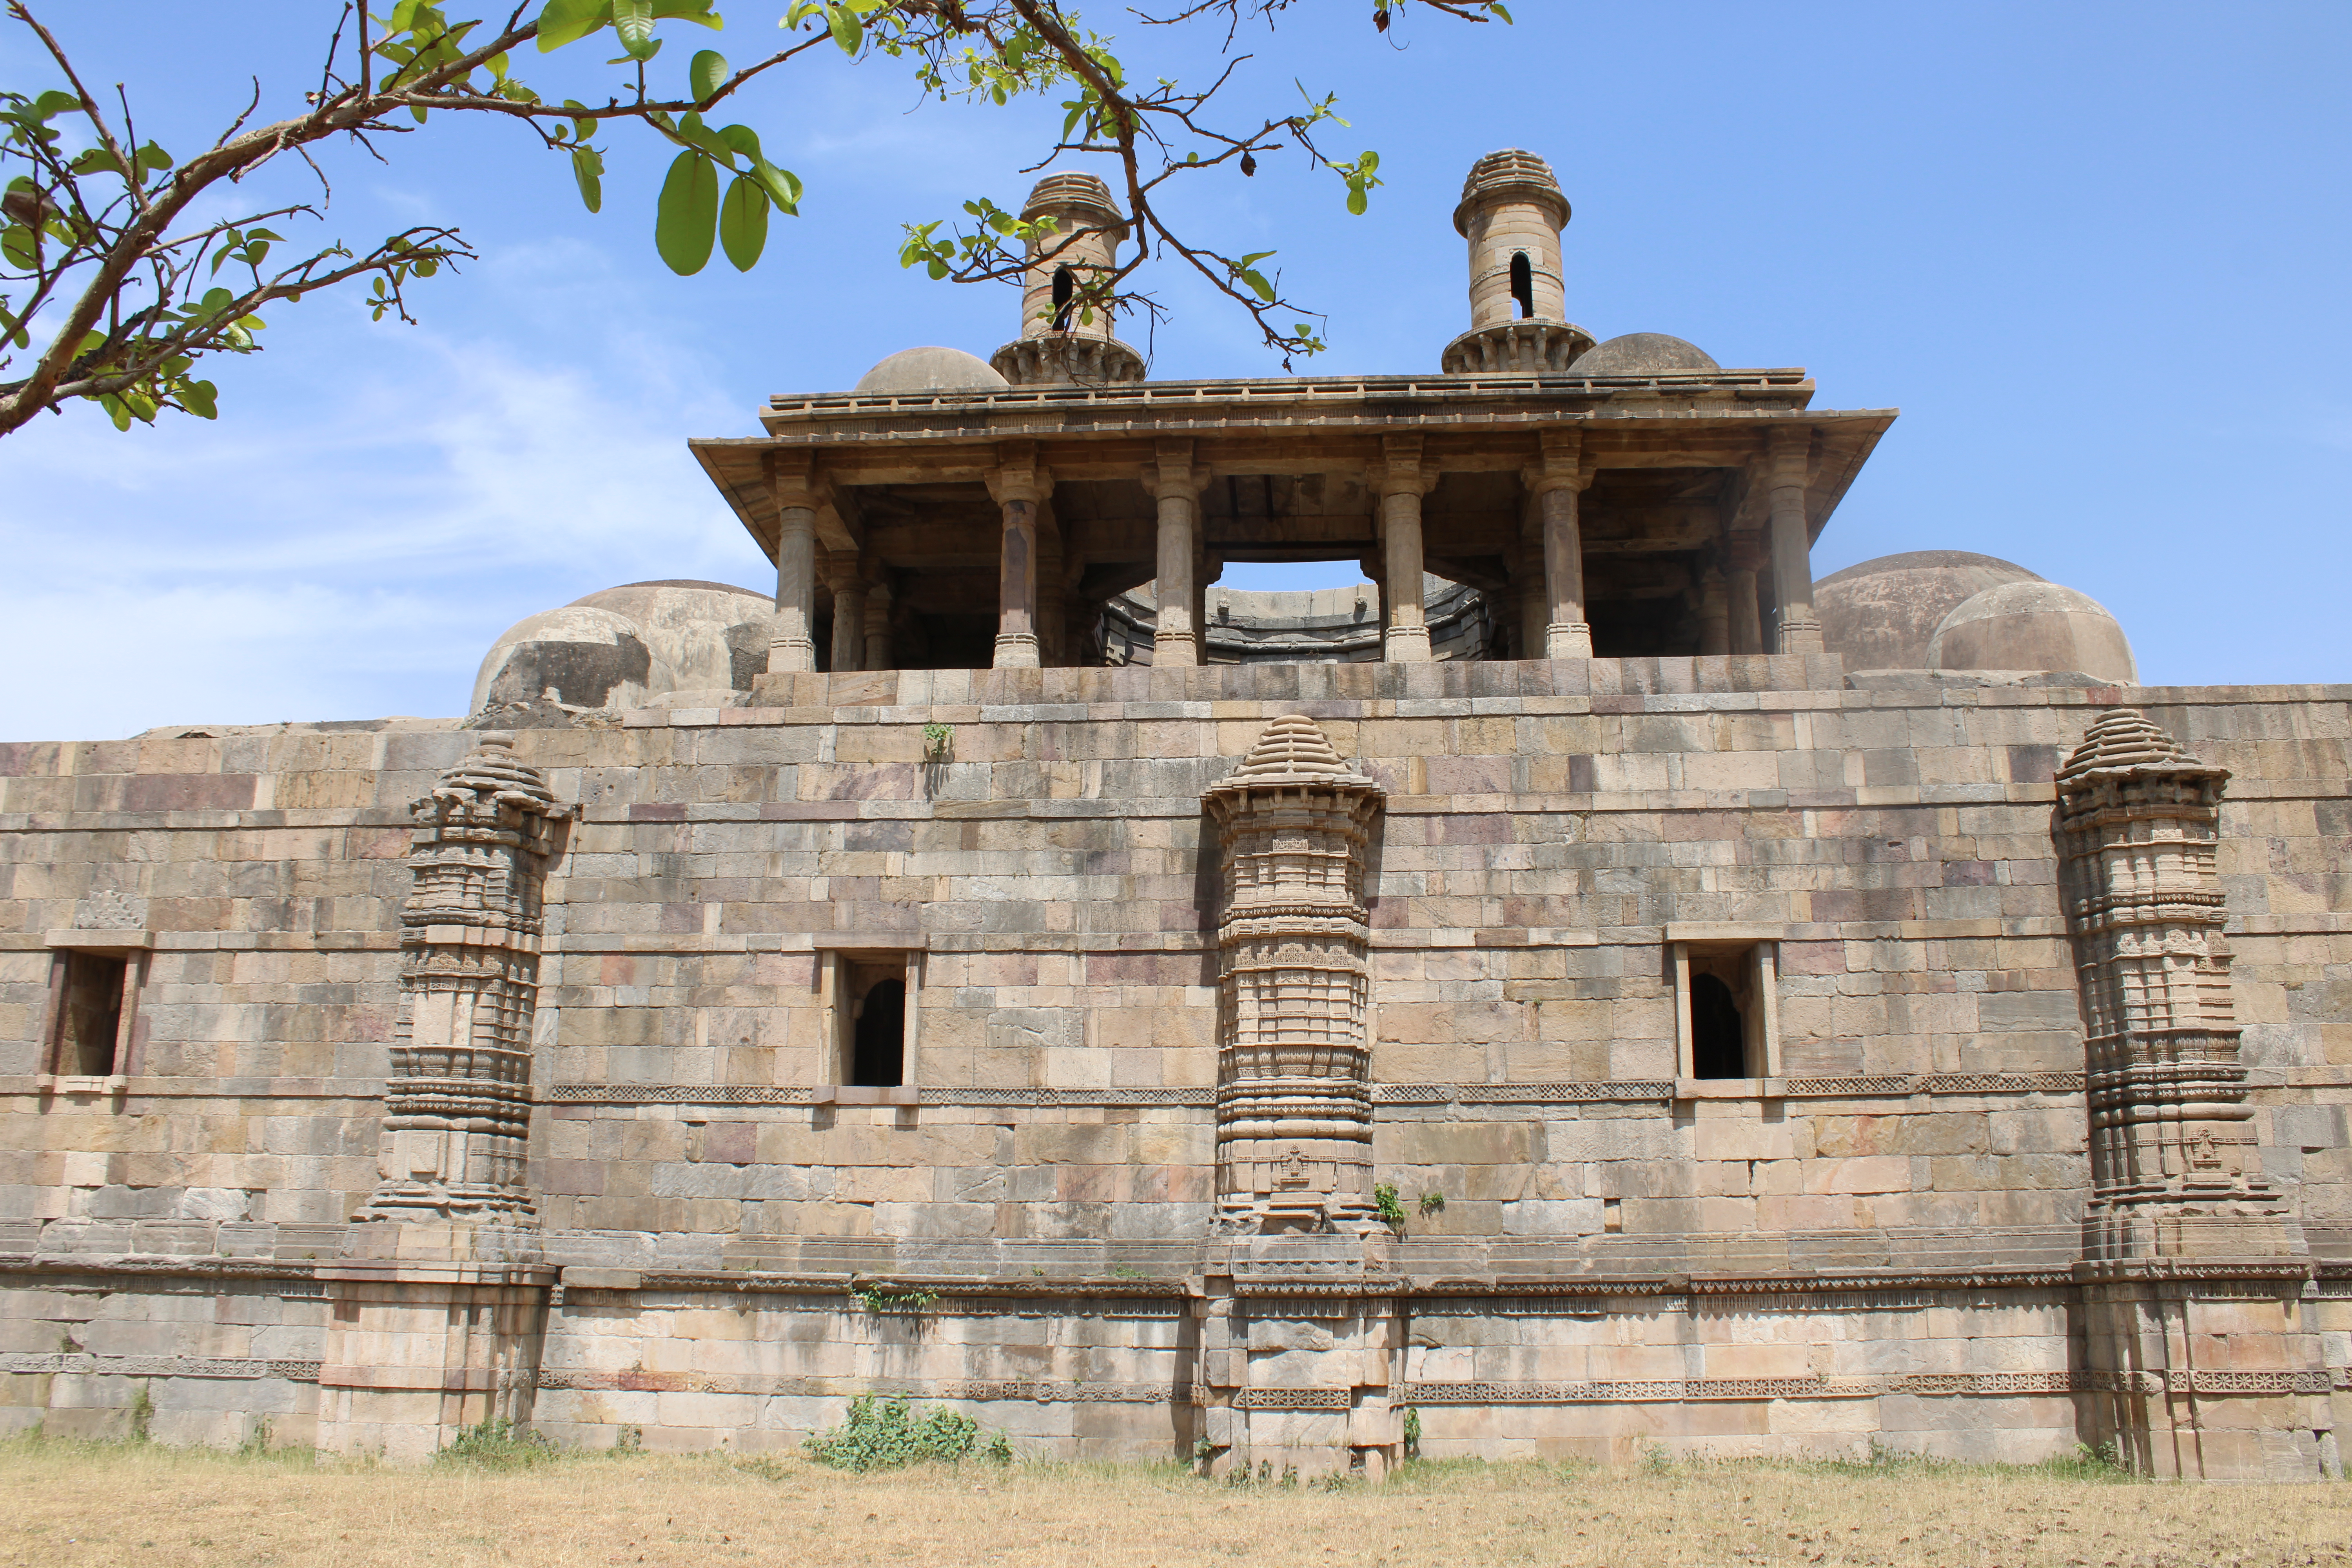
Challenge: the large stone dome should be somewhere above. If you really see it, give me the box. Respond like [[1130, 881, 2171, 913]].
[[1815, 551, 2043, 671], [1570, 332, 1719, 376], [472, 580, 772, 716], [1926, 580, 2137, 684], [852, 346, 1010, 396]]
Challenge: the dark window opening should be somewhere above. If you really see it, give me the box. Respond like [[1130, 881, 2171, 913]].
[[1690, 971, 1745, 1079], [56, 953, 125, 1077], [851, 977, 906, 1087], [1509, 251, 1534, 319], [1051, 264, 1076, 331]]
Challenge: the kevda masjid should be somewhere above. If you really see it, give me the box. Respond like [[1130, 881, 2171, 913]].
[[4, 151, 2348, 1481]]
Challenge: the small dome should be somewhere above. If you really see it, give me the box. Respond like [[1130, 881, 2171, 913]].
[[1816, 550, 2042, 671], [1570, 333, 1719, 376], [1927, 581, 2137, 684], [852, 347, 1010, 396]]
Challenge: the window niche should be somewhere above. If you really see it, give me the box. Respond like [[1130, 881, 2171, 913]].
[[814, 940, 921, 1105], [1668, 925, 1781, 1087], [38, 934, 151, 1094]]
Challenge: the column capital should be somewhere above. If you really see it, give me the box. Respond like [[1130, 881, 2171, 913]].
[[763, 450, 823, 512], [1368, 462, 1439, 500], [1521, 458, 1596, 497], [1765, 423, 1812, 484], [1142, 461, 1211, 501], [987, 464, 1054, 507]]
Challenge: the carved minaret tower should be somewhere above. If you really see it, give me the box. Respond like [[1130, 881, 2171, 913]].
[[990, 172, 1146, 387], [1201, 715, 1384, 1230], [2056, 709, 2330, 1481], [1440, 149, 1595, 374], [361, 731, 571, 1221]]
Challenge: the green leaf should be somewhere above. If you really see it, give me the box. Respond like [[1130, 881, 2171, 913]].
[[1489, 3, 1513, 21], [69, 148, 123, 177], [828, 2, 861, 54], [30, 89, 80, 121], [749, 160, 799, 215], [180, 379, 218, 419], [718, 174, 767, 271], [651, 0, 724, 28], [1240, 269, 1274, 302], [613, 0, 657, 57], [716, 123, 760, 159], [135, 141, 173, 171], [571, 144, 604, 212], [1346, 185, 1368, 216], [537, 0, 608, 50], [690, 48, 728, 103], [654, 148, 718, 274]]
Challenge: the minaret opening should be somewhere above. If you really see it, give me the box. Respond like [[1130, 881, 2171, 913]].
[[1510, 251, 1534, 319], [1051, 264, 1076, 331], [1691, 972, 1746, 1078]]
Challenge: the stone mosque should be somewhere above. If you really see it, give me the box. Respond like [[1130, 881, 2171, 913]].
[[1, 151, 2345, 1480]]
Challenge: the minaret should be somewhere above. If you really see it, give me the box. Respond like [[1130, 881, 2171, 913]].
[[990, 172, 1147, 387], [1441, 149, 1595, 374]]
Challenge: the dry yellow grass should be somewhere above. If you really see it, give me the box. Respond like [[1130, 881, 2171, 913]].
[[1, 1439, 2347, 1568]]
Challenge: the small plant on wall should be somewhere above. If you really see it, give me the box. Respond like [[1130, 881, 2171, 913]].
[[1372, 1183, 1407, 1230], [922, 722, 954, 762]]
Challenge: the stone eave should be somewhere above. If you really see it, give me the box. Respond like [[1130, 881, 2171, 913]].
[[693, 394, 1896, 564]]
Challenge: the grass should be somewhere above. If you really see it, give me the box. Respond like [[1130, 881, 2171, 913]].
[[0, 1435, 2345, 1567]]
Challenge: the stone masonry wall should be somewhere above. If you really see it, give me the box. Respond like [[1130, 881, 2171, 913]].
[[0, 656, 2343, 1457]]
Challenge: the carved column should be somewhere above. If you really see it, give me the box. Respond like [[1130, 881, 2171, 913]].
[[1525, 429, 1592, 659], [826, 555, 867, 674], [862, 580, 894, 672], [321, 733, 572, 1461], [1698, 566, 1730, 655], [1146, 443, 1206, 668], [766, 457, 820, 674], [2056, 709, 2330, 1480], [1374, 438, 1434, 663], [1202, 715, 1384, 1230], [1726, 535, 1766, 656], [1765, 428, 1822, 654], [988, 449, 1050, 670]]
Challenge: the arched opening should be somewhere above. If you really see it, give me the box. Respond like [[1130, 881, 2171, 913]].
[[851, 977, 906, 1087], [1051, 264, 1076, 331], [1509, 251, 1534, 319], [1690, 971, 1745, 1079]]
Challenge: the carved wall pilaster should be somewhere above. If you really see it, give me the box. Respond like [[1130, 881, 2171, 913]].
[[2053, 709, 2296, 1263], [359, 732, 572, 1224], [1202, 716, 1384, 1230]]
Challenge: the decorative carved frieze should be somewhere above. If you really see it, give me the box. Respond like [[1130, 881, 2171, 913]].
[[359, 733, 572, 1224], [1202, 717, 1385, 1230]]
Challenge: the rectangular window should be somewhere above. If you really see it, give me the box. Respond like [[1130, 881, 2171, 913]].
[[1668, 925, 1781, 1084], [41, 946, 143, 1088], [813, 943, 920, 1105]]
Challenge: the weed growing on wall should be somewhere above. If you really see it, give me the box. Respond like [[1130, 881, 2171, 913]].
[[803, 1393, 1012, 1473], [438, 1416, 558, 1468]]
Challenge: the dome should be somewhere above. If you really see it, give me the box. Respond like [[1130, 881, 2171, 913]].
[[852, 346, 1010, 396], [471, 604, 654, 715], [472, 580, 773, 716], [1569, 333, 1719, 376], [1815, 550, 2043, 671], [1927, 580, 2137, 684]]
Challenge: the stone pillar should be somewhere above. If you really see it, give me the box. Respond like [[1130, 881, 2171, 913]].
[[1766, 429, 1822, 655], [1524, 430, 1592, 659], [862, 580, 893, 672], [1698, 566, 1730, 655], [1726, 537, 1766, 656], [826, 556, 867, 675], [987, 450, 1050, 670], [2055, 710, 2331, 1480], [1197, 552, 1220, 665], [1146, 443, 1205, 668], [766, 457, 820, 675], [1512, 537, 1546, 661], [1201, 715, 1385, 1229], [1036, 505, 1067, 667], [321, 733, 572, 1461], [1374, 437, 1434, 663]]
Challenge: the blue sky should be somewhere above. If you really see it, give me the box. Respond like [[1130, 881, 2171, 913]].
[[4, 2, 2347, 737]]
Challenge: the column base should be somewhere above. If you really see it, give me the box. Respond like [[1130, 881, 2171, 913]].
[[992, 632, 1042, 669], [1153, 630, 1200, 667], [1774, 617, 1825, 656], [765, 635, 816, 675], [1381, 625, 1432, 663], [1545, 621, 1593, 659]]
